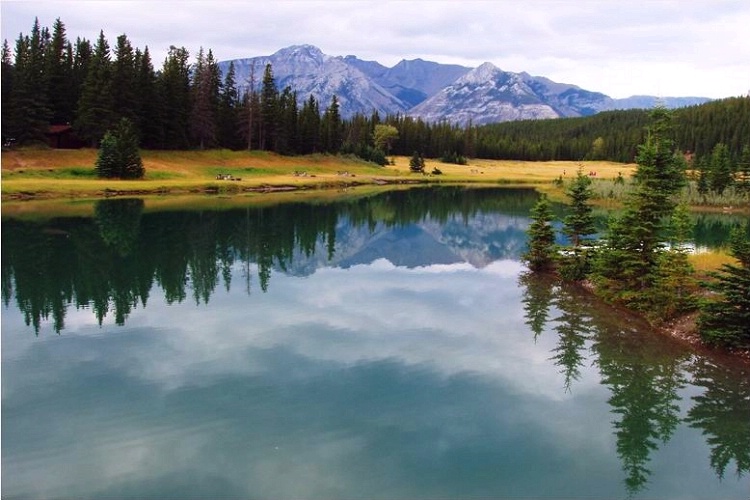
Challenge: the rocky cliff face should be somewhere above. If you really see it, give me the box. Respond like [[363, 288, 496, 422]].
[[219, 45, 710, 125]]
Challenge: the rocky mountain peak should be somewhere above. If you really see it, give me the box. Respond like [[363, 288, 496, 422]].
[[218, 45, 711, 124]]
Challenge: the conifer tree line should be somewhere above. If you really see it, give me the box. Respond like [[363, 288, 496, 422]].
[[2, 18, 749, 166]]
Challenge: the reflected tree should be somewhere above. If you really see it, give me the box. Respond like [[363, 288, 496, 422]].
[[686, 358, 750, 479], [94, 198, 144, 256], [550, 282, 594, 392], [593, 329, 686, 495], [519, 271, 556, 341]]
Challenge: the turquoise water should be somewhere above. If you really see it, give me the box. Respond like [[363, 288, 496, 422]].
[[2, 188, 748, 499]]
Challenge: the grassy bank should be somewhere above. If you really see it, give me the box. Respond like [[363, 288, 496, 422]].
[[1, 148, 633, 201]]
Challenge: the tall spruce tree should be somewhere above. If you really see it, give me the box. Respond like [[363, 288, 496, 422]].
[[8, 19, 51, 144], [133, 46, 161, 148], [190, 47, 219, 149], [321, 95, 342, 153], [217, 61, 241, 149], [259, 63, 278, 151], [593, 107, 686, 312], [298, 94, 320, 154], [709, 143, 734, 195], [1, 40, 15, 142], [560, 167, 596, 280], [698, 223, 750, 348], [523, 194, 557, 273], [563, 167, 595, 247], [74, 30, 113, 146], [157, 45, 191, 149], [111, 34, 138, 124], [45, 18, 75, 124]]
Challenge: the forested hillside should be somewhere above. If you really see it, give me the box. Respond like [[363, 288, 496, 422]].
[[2, 18, 748, 167]]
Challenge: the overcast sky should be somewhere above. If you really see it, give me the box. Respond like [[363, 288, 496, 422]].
[[2, 0, 749, 99]]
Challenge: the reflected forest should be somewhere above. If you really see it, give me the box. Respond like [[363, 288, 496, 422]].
[[519, 271, 750, 494], [2, 187, 748, 496], [2, 188, 537, 333]]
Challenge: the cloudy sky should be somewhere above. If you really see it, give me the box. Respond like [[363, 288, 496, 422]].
[[2, 0, 749, 99]]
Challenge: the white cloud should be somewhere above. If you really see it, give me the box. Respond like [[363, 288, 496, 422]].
[[1, 1, 748, 98]]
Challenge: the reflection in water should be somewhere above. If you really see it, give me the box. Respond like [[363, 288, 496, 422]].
[[519, 273, 749, 495], [2, 188, 536, 333], [2, 187, 748, 499], [686, 357, 750, 479]]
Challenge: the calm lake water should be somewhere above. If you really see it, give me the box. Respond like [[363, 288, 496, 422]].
[[2, 187, 748, 499]]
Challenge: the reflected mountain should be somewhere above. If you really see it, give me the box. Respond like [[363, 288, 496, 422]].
[[1, 187, 538, 333]]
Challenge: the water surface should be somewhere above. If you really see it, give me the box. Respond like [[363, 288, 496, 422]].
[[2, 188, 748, 499]]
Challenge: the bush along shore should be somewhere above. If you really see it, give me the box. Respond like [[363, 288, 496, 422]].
[[522, 108, 750, 360]]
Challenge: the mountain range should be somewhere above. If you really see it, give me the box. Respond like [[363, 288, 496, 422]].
[[218, 45, 710, 126]]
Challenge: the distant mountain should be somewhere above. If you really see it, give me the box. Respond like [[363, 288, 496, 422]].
[[355, 57, 471, 108], [225, 45, 409, 118], [219, 45, 711, 126], [604, 95, 712, 110], [409, 62, 612, 125]]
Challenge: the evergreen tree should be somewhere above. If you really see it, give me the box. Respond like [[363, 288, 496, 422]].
[[217, 61, 242, 149], [45, 18, 75, 124], [95, 132, 118, 178], [560, 167, 596, 281], [709, 143, 734, 195], [133, 46, 161, 148], [523, 195, 557, 273], [696, 155, 710, 197], [297, 94, 320, 154], [70, 36, 92, 116], [1, 40, 15, 142], [593, 107, 686, 312], [189, 47, 219, 149], [738, 144, 750, 193], [8, 19, 51, 144], [698, 223, 750, 348], [562, 168, 595, 247], [95, 118, 144, 179], [259, 63, 278, 151], [651, 203, 697, 319], [157, 45, 191, 149], [111, 34, 138, 124], [276, 86, 298, 154], [409, 151, 425, 172], [321, 95, 342, 153], [74, 30, 113, 146]]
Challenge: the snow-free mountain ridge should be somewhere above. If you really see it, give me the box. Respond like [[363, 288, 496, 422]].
[[219, 45, 710, 126]]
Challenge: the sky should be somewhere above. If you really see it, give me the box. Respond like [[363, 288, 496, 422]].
[[1, 0, 749, 99]]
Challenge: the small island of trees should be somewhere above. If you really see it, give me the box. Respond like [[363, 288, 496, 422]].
[[523, 107, 750, 351]]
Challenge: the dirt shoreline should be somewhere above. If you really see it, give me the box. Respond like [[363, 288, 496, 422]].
[[578, 280, 750, 365]]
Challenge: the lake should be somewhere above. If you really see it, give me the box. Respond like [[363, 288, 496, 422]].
[[2, 187, 748, 499]]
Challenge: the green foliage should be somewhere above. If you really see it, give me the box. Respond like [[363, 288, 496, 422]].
[[95, 118, 144, 179], [409, 151, 425, 173], [4, 17, 749, 164], [440, 151, 467, 165], [563, 168, 595, 248], [559, 168, 596, 281], [372, 124, 398, 154], [709, 143, 734, 195], [592, 108, 689, 316], [698, 223, 750, 348], [523, 195, 557, 272], [340, 142, 388, 166]]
